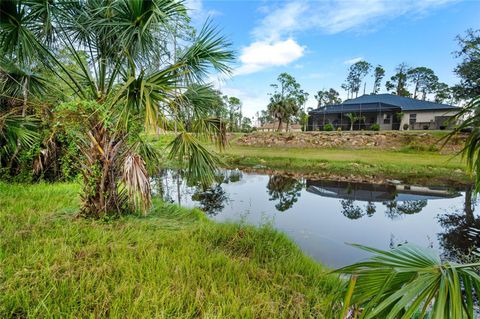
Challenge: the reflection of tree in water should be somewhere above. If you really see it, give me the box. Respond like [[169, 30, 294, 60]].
[[267, 175, 304, 212], [437, 187, 480, 262], [190, 170, 242, 216], [382, 200, 427, 219], [192, 185, 228, 216], [340, 199, 427, 220], [341, 200, 377, 219]]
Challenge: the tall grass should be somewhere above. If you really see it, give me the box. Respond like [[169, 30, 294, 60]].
[[0, 182, 340, 318]]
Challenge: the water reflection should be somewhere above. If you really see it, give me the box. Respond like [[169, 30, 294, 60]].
[[267, 175, 304, 212], [437, 186, 480, 262], [153, 169, 477, 267]]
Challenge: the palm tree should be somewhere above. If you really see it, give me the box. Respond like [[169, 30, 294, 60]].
[[0, 110, 38, 171], [0, 0, 234, 217], [267, 94, 287, 131], [346, 113, 357, 131], [336, 244, 480, 319]]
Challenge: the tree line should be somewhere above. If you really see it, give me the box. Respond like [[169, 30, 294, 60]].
[[257, 28, 479, 132]]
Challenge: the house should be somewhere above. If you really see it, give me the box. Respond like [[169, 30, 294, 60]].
[[307, 94, 460, 131]]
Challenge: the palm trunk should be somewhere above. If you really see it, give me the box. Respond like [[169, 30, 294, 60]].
[[22, 77, 28, 116], [277, 120, 283, 132]]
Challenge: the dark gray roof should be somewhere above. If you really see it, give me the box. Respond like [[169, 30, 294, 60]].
[[309, 94, 458, 115], [342, 94, 457, 111]]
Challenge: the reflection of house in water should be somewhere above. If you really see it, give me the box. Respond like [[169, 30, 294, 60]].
[[306, 180, 461, 202]]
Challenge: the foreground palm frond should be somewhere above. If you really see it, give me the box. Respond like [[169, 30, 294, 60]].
[[446, 97, 480, 193], [0, 111, 38, 165], [335, 244, 480, 319], [168, 132, 223, 187]]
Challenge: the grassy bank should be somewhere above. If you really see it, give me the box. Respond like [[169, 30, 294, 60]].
[[0, 183, 340, 318], [149, 133, 470, 186], [223, 145, 470, 186]]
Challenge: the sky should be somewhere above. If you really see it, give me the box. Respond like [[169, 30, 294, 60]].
[[186, 0, 480, 120]]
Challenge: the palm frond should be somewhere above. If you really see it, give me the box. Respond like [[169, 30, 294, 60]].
[[168, 132, 223, 186], [122, 152, 151, 214], [445, 97, 480, 193], [335, 243, 480, 319], [176, 20, 235, 84]]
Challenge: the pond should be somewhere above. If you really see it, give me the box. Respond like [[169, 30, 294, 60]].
[[152, 169, 480, 268]]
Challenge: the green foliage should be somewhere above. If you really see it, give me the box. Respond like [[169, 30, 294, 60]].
[[370, 123, 380, 131], [447, 96, 480, 193], [0, 0, 234, 216], [343, 61, 372, 98], [336, 244, 480, 319], [408, 67, 439, 100], [452, 29, 480, 101], [324, 123, 334, 131], [386, 63, 411, 97], [372, 65, 385, 94], [267, 73, 308, 131], [315, 88, 342, 107], [0, 182, 340, 318]]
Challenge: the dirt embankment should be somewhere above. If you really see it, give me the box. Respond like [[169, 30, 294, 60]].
[[233, 131, 466, 154]]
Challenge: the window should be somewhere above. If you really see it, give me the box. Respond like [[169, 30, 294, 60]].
[[383, 113, 391, 124], [409, 114, 417, 125]]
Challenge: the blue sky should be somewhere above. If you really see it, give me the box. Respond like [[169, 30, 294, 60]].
[[187, 0, 480, 119]]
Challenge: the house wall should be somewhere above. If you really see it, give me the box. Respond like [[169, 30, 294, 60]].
[[400, 110, 458, 130]]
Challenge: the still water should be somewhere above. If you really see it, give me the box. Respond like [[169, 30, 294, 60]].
[[152, 169, 479, 268]]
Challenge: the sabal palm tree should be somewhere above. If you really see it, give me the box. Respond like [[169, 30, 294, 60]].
[[0, 0, 234, 217], [268, 94, 290, 132]]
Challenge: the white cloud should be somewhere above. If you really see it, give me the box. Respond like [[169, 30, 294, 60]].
[[235, 39, 305, 75], [253, 0, 457, 39], [185, 0, 221, 24], [344, 57, 365, 65], [234, 0, 456, 77]]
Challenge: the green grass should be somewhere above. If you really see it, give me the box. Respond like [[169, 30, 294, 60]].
[[221, 145, 470, 185], [148, 132, 470, 185], [0, 182, 341, 318]]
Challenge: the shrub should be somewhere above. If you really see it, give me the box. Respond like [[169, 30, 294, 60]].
[[370, 123, 380, 131], [336, 127, 342, 132], [403, 123, 409, 130], [323, 123, 334, 131]]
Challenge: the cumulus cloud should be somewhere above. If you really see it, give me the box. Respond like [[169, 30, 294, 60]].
[[344, 57, 365, 65], [235, 39, 305, 75]]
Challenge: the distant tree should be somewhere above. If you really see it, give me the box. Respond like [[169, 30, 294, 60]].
[[241, 117, 253, 132], [258, 110, 273, 126], [267, 73, 306, 131], [408, 67, 439, 100], [434, 82, 453, 104], [314, 88, 342, 107], [226, 96, 241, 132], [452, 29, 480, 101], [372, 65, 385, 94], [344, 61, 372, 98], [386, 63, 411, 97]]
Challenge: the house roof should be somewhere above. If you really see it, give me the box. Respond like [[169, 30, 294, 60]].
[[309, 94, 459, 115]]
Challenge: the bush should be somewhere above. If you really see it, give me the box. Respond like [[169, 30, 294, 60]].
[[370, 123, 380, 131], [403, 123, 409, 130], [323, 123, 334, 131], [336, 127, 342, 132]]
